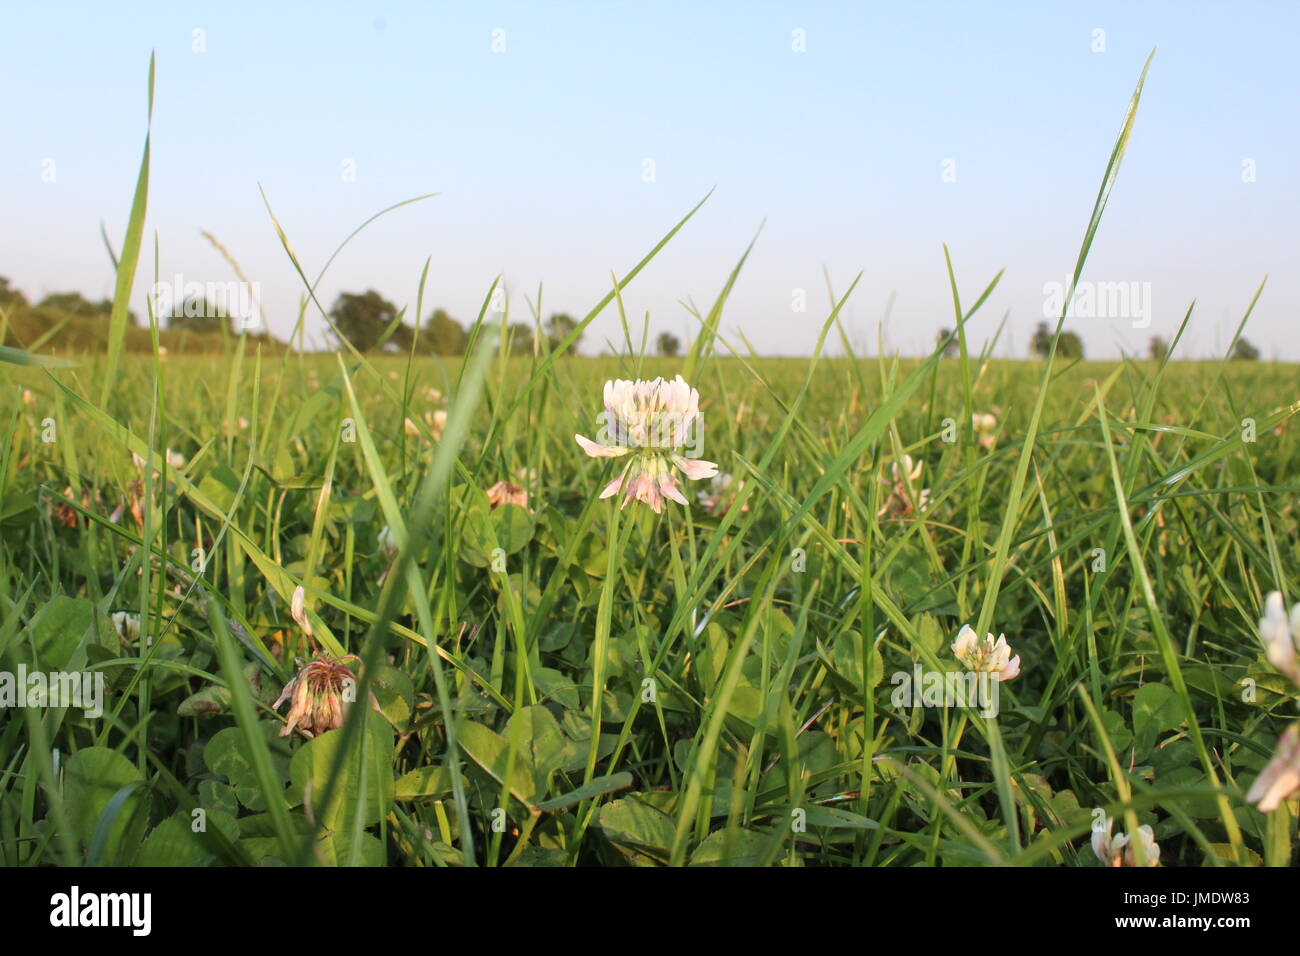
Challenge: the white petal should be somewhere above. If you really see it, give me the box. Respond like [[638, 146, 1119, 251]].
[[575, 434, 629, 458]]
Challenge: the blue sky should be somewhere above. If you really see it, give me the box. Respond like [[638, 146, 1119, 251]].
[[2, 1, 1297, 358]]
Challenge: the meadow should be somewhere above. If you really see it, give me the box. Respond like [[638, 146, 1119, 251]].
[[1, 54, 1298, 868], [1, 343, 1297, 866]]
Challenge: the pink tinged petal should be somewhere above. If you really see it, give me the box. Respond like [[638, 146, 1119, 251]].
[[1252, 768, 1300, 813], [999, 655, 1021, 682], [575, 434, 629, 458], [599, 476, 625, 499], [1260, 591, 1300, 685], [674, 457, 718, 481], [659, 473, 688, 506], [1247, 724, 1300, 811], [951, 625, 978, 659], [638, 476, 664, 513]]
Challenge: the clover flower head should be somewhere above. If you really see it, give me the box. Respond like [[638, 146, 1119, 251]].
[[274, 656, 359, 738], [405, 409, 448, 441], [972, 412, 998, 449], [1092, 816, 1160, 867], [486, 480, 529, 510], [878, 454, 930, 518], [111, 611, 141, 645], [1246, 722, 1300, 813], [575, 375, 718, 514], [951, 625, 1020, 681], [697, 472, 747, 517]]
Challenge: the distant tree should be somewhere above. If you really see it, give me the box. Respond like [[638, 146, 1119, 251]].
[[936, 328, 958, 358], [329, 290, 408, 352], [39, 291, 114, 316], [1148, 336, 1169, 361], [0, 277, 28, 309], [1058, 331, 1085, 358], [544, 313, 581, 352], [1232, 337, 1261, 361], [657, 332, 682, 357], [1030, 322, 1051, 357], [1031, 322, 1084, 359], [424, 308, 467, 354]]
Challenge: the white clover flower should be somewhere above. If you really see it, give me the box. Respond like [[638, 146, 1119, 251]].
[[1259, 591, 1300, 687], [877, 454, 930, 518], [110, 612, 141, 644], [951, 625, 1020, 681], [1246, 722, 1300, 813], [697, 472, 746, 517], [1246, 594, 1300, 813], [972, 412, 998, 449], [1092, 816, 1160, 867], [1124, 823, 1161, 867], [429, 409, 447, 439], [407, 409, 448, 441], [575, 376, 718, 514]]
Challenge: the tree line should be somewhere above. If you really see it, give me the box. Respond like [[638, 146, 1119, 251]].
[[935, 321, 1261, 361]]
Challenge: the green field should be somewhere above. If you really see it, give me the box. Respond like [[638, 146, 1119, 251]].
[[1, 346, 1297, 866]]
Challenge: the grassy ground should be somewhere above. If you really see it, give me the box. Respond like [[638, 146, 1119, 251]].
[[1, 346, 1296, 866]]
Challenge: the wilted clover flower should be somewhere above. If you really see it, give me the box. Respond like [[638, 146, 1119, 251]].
[[1092, 816, 1160, 867], [877, 454, 930, 518], [486, 480, 529, 510], [575, 376, 718, 514], [951, 625, 1020, 681], [274, 656, 360, 738]]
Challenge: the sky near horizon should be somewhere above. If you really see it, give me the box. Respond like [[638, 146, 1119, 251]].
[[2, 1, 1297, 359]]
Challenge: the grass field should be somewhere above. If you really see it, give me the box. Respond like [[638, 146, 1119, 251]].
[[1, 343, 1297, 866], [1, 54, 1298, 868]]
